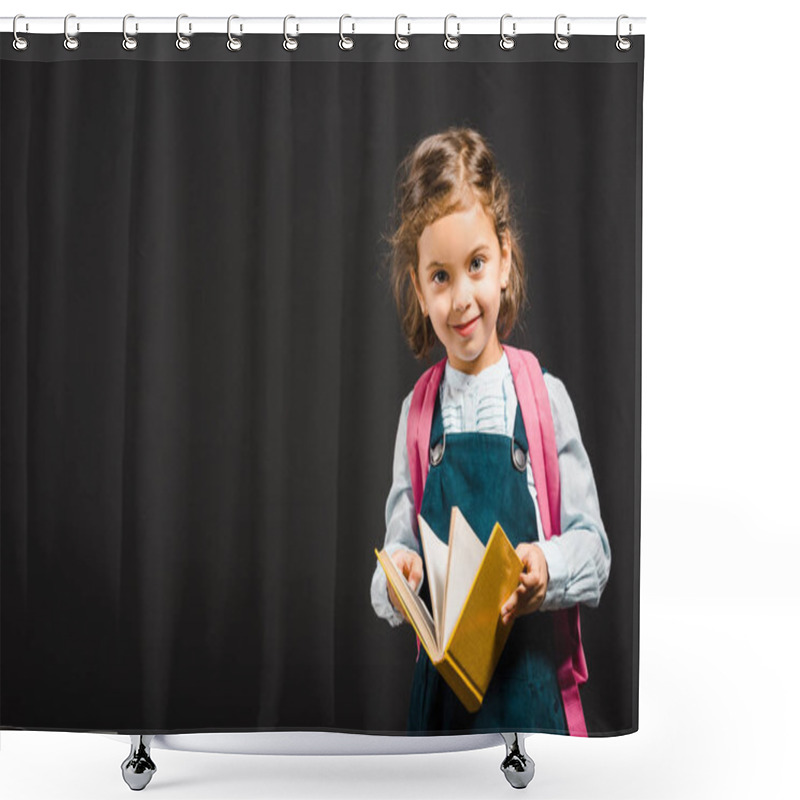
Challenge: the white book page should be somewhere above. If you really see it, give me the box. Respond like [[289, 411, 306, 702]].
[[442, 507, 486, 649], [377, 550, 437, 658], [418, 515, 450, 656]]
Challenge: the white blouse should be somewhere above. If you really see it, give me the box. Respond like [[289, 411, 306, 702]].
[[370, 351, 611, 627]]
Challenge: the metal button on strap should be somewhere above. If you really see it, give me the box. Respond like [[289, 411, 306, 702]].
[[430, 439, 445, 466], [512, 443, 527, 472]]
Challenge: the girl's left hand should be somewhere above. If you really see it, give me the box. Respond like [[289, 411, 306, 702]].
[[500, 543, 549, 625]]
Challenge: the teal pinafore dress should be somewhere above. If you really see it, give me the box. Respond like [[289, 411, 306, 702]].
[[407, 393, 568, 735]]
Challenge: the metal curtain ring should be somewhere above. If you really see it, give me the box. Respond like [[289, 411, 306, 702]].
[[63, 13, 79, 51], [283, 15, 299, 51], [444, 14, 460, 50], [554, 14, 570, 51], [12, 14, 28, 51], [339, 14, 355, 50], [500, 14, 516, 50], [227, 15, 242, 51], [122, 14, 138, 51], [616, 15, 632, 51], [176, 13, 191, 50], [394, 14, 410, 50]]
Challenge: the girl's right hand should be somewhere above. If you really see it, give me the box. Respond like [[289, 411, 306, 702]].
[[387, 550, 423, 619]]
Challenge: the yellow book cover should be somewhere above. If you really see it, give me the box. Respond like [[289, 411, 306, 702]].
[[375, 507, 523, 713]]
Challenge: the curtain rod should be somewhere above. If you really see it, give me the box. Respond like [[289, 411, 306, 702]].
[[1, 16, 646, 37]]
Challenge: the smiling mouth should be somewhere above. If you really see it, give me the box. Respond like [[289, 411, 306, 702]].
[[452, 314, 481, 334]]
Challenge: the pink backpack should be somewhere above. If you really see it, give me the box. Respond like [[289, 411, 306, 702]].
[[406, 343, 589, 736]]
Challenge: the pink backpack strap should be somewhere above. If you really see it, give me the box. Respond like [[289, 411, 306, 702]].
[[405, 358, 446, 663], [407, 358, 447, 518], [504, 344, 589, 737]]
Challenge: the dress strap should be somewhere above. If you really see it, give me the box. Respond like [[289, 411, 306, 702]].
[[428, 392, 445, 466], [512, 399, 528, 452], [511, 401, 528, 473]]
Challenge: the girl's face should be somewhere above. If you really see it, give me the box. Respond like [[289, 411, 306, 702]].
[[412, 200, 511, 375]]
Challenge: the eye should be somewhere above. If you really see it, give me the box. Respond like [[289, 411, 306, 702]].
[[470, 256, 486, 273], [432, 269, 449, 285]]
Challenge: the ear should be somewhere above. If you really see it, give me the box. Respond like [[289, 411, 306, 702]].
[[410, 266, 427, 316], [499, 231, 512, 290]]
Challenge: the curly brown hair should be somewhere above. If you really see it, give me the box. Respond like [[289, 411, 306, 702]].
[[384, 127, 526, 360]]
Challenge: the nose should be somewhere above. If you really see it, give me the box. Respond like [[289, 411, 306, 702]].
[[452, 273, 472, 312]]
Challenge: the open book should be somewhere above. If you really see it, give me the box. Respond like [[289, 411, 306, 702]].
[[374, 507, 523, 713]]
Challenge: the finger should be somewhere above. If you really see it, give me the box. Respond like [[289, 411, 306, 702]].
[[518, 556, 538, 584], [518, 585, 546, 615], [521, 572, 537, 591], [501, 588, 519, 616], [400, 558, 415, 583], [501, 603, 517, 625], [521, 557, 546, 587], [517, 544, 535, 566], [392, 553, 409, 574]]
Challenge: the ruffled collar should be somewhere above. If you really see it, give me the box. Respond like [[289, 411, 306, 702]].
[[443, 350, 510, 393]]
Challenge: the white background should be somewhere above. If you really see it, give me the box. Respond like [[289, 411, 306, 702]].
[[2, 1, 799, 798]]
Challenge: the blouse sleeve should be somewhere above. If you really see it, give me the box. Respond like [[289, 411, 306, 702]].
[[535, 373, 612, 611], [370, 390, 425, 627]]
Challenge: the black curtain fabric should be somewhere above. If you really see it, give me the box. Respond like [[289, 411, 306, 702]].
[[1, 34, 643, 735]]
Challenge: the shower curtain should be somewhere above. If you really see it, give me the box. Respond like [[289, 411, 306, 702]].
[[1, 26, 643, 737]]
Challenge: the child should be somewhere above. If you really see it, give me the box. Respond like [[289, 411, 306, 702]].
[[370, 127, 610, 736]]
